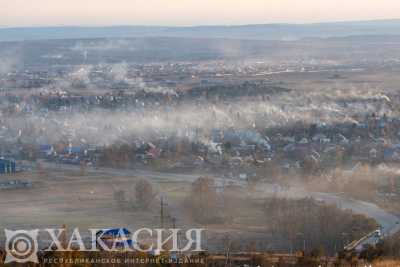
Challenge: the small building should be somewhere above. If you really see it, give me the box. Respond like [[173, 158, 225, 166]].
[[0, 159, 16, 174], [39, 144, 54, 157]]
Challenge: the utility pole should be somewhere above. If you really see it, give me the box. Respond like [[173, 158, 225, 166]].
[[171, 216, 176, 229], [160, 196, 165, 228], [160, 196, 169, 229], [224, 234, 231, 267], [171, 216, 182, 254]]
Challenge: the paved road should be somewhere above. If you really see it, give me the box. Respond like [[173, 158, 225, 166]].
[[310, 192, 400, 237], [41, 161, 245, 186], [308, 192, 400, 251]]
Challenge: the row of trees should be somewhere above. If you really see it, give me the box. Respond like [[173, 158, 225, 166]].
[[264, 196, 378, 255]]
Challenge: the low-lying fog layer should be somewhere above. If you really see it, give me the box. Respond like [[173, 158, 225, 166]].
[[0, 85, 394, 146]]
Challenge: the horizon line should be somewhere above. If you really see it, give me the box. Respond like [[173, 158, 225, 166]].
[[1, 18, 400, 29]]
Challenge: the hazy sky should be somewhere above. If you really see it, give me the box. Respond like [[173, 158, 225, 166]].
[[1, 0, 400, 27]]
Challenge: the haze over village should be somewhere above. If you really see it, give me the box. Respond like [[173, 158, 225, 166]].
[[2, 1, 400, 266]]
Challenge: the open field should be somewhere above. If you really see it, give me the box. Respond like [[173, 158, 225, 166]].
[[0, 163, 274, 251], [0, 161, 391, 254]]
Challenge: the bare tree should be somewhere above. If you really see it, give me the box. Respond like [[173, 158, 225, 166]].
[[135, 179, 154, 210], [113, 189, 126, 209], [189, 176, 218, 223]]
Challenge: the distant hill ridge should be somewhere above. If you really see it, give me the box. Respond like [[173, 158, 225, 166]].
[[1, 19, 400, 42]]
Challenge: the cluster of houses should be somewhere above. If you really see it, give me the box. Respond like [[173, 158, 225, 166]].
[[11, 112, 391, 178]]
